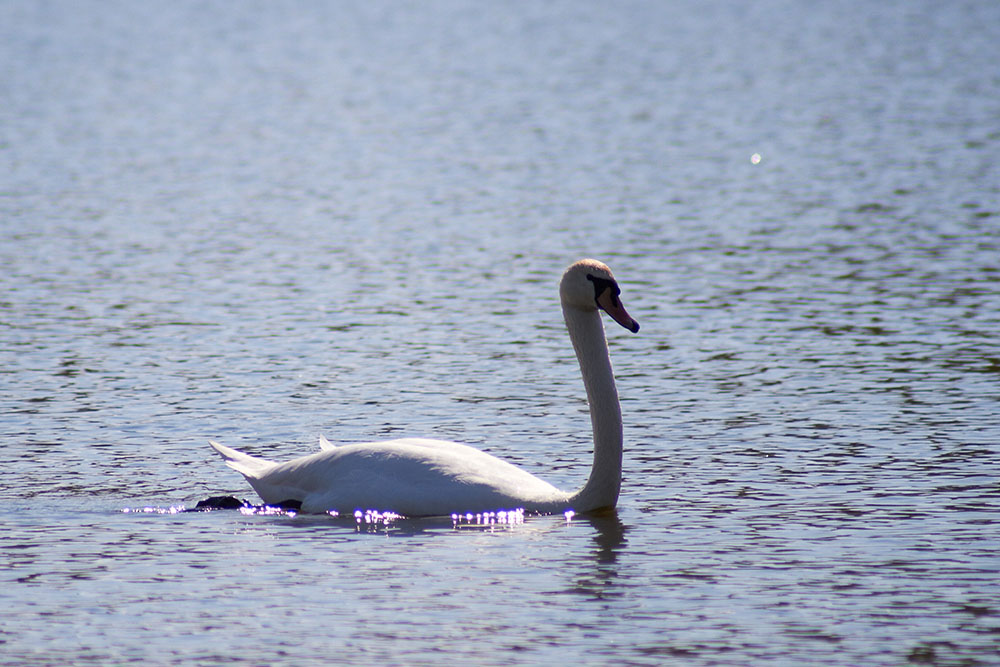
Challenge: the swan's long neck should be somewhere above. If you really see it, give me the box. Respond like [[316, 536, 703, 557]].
[[563, 304, 622, 513]]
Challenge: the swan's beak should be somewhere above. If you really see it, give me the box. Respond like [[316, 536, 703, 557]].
[[597, 288, 640, 333]]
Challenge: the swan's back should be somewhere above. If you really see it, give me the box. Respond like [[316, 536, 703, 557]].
[[212, 438, 568, 515]]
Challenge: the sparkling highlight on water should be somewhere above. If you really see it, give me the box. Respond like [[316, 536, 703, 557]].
[[451, 508, 525, 528]]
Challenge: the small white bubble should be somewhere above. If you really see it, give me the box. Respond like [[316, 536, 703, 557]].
[[750, 153, 761, 165]]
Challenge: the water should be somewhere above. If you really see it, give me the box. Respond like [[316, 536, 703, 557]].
[[2, 1, 999, 664]]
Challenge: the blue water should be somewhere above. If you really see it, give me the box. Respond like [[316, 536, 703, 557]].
[[2, 1, 999, 664]]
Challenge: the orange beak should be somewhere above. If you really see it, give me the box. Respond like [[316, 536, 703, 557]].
[[596, 288, 640, 333]]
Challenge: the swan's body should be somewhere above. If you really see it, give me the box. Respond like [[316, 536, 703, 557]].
[[209, 436, 570, 516], [209, 259, 639, 516]]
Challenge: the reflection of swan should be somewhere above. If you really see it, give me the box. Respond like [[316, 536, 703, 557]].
[[568, 511, 629, 599], [586, 511, 629, 564], [209, 259, 639, 516]]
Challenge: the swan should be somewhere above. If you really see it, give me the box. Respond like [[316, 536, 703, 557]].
[[208, 258, 639, 516]]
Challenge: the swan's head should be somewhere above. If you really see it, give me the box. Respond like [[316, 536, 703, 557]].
[[560, 259, 640, 333]]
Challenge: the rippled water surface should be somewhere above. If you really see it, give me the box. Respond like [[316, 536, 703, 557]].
[[2, 1, 999, 664]]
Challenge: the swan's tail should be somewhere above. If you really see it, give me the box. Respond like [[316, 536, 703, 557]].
[[208, 440, 276, 479]]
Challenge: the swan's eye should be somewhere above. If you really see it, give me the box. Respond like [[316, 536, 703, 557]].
[[586, 274, 620, 304]]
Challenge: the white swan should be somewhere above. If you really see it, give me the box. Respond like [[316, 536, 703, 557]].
[[208, 258, 639, 516]]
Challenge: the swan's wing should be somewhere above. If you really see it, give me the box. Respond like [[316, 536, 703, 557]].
[[212, 437, 568, 515], [318, 434, 337, 451], [272, 439, 567, 515]]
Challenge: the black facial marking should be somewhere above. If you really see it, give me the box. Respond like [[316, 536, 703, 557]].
[[586, 273, 621, 306]]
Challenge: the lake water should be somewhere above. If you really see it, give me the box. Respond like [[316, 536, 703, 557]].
[[2, 1, 999, 664]]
